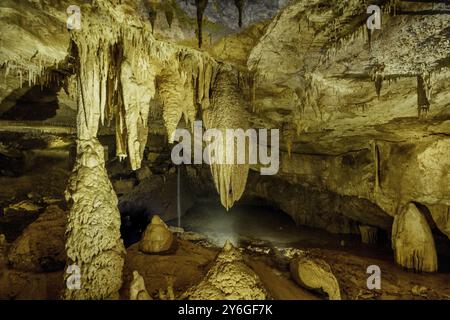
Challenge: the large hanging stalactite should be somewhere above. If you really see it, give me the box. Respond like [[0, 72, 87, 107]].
[[203, 68, 250, 210], [195, 0, 209, 48]]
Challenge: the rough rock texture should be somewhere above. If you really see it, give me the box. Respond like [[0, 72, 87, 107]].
[[392, 203, 438, 272], [129, 270, 152, 300], [64, 139, 125, 299], [8, 205, 66, 272], [183, 240, 268, 300], [139, 215, 174, 254], [290, 256, 341, 300]]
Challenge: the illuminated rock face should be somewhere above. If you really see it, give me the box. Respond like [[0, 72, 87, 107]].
[[392, 203, 438, 273], [139, 215, 174, 254], [290, 256, 341, 300], [64, 139, 125, 300], [183, 241, 268, 300]]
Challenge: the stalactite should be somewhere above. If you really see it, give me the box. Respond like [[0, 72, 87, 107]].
[[164, 4, 174, 28], [372, 141, 381, 193], [234, 0, 245, 28], [417, 73, 432, 118], [195, 0, 209, 48], [283, 124, 295, 158], [203, 68, 250, 210], [371, 63, 385, 98]]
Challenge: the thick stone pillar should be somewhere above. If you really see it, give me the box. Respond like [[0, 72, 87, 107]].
[[64, 139, 125, 299]]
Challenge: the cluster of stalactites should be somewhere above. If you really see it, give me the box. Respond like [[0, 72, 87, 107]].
[[158, 50, 218, 142], [202, 68, 250, 210]]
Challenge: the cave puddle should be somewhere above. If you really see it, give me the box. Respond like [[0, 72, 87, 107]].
[[171, 201, 393, 262]]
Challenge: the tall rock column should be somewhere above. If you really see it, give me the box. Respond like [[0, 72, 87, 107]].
[[64, 24, 125, 299], [64, 139, 125, 299]]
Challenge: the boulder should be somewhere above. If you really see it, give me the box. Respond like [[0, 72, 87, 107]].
[[8, 205, 67, 272], [290, 256, 341, 300], [183, 240, 268, 300], [139, 215, 174, 253], [392, 203, 438, 272], [130, 270, 152, 300]]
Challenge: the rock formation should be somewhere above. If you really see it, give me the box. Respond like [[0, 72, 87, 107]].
[[290, 256, 341, 300], [8, 205, 66, 273], [203, 68, 251, 210], [392, 203, 438, 272], [129, 270, 152, 300], [139, 215, 174, 254], [64, 139, 125, 300], [183, 240, 268, 300]]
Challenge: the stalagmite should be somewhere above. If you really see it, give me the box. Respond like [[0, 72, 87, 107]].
[[203, 68, 251, 210], [392, 203, 438, 272], [182, 240, 268, 300], [64, 139, 125, 299], [130, 271, 152, 300], [139, 215, 174, 253]]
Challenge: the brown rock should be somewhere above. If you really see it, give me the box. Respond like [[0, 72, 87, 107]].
[[139, 215, 174, 253], [290, 256, 341, 300], [8, 205, 67, 272]]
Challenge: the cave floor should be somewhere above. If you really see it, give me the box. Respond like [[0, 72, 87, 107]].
[[158, 202, 450, 300]]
